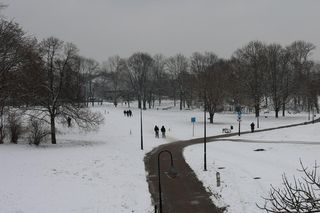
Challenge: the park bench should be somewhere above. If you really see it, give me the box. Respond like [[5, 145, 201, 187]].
[[222, 128, 231, 133]]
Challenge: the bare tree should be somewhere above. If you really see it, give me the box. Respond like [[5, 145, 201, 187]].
[[126, 52, 154, 109], [225, 58, 249, 109], [79, 57, 100, 106], [0, 19, 26, 143], [258, 161, 320, 213], [310, 63, 320, 113], [166, 54, 189, 110], [190, 52, 219, 75], [16, 38, 45, 106], [287, 41, 315, 112], [233, 41, 267, 123], [265, 44, 286, 118], [204, 60, 229, 123], [190, 52, 218, 97], [102, 55, 126, 107], [279, 47, 293, 117], [34, 37, 102, 144], [152, 54, 167, 106]]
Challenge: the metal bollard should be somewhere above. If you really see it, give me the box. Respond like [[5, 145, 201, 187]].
[[216, 172, 221, 187]]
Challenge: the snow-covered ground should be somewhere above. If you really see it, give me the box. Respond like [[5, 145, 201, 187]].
[[0, 101, 316, 212], [184, 117, 320, 213]]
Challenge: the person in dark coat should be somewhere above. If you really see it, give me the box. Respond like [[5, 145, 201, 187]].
[[128, 110, 132, 117], [250, 122, 255, 132], [123, 110, 127, 116], [67, 117, 71, 127], [161, 126, 166, 138], [154, 125, 159, 138]]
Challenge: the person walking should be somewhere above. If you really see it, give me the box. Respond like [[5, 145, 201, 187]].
[[250, 122, 255, 133], [161, 126, 166, 138], [67, 117, 71, 127], [154, 125, 159, 138]]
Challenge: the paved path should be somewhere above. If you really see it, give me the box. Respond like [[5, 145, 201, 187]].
[[144, 119, 320, 213]]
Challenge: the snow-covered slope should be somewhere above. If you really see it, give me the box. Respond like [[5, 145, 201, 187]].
[[184, 121, 320, 213], [0, 102, 315, 212]]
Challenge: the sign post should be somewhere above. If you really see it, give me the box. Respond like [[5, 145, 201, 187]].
[[237, 111, 242, 136], [191, 117, 196, 136]]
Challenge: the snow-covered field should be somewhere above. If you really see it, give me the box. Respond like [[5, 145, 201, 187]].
[[0, 101, 316, 212], [184, 117, 320, 213]]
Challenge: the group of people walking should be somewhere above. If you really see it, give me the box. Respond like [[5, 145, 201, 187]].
[[123, 110, 132, 117], [154, 125, 166, 138]]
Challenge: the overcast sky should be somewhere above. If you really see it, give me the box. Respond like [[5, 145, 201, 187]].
[[3, 0, 320, 62]]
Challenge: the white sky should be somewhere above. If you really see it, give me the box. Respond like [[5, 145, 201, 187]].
[[3, 0, 320, 62]]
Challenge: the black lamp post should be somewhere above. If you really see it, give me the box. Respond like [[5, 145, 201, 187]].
[[204, 102, 207, 171], [140, 106, 143, 150], [157, 150, 178, 213], [237, 109, 241, 136], [238, 118, 241, 136], [312, 106, 315, 124]]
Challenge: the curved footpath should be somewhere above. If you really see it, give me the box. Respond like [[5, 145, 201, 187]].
[[144, 119, 320, 213]]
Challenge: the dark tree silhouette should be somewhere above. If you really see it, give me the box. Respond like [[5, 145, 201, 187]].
[[258, 161, 320, 213]]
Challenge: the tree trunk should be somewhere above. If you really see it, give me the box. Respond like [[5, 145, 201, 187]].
[[255, 104, 260, 117], [143, 99, 147, 110], [275, 109, 279, 118], [282, 101, 286, 117], [50, 115, 56, 144], [138, 96, 141, 109], [209, 112, 214, 124], [113, 93, 118, 107], [0, 125, 4, 144], [265, 97, 268, 108], [0, 107, 5, 144], [148, 91, 152, 109]]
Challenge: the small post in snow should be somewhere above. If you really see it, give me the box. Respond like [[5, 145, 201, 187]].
[[216, 172, 221, 187]]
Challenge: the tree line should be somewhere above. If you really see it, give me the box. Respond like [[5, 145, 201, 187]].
[[1, 12, 320, 144], [0, 17, 102, 145], [96, 41, 320, 123]]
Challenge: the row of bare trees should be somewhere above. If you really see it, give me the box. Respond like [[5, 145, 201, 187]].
[[233, 40, 319, 119], [93, 41, 319, 123], [0, 17, 102, 145]]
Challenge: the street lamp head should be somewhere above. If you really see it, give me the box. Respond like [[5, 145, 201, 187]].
[[166, 166, 178, 179]]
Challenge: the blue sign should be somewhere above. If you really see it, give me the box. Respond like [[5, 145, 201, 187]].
[[237, 111, 242, 121], [191, 117, 196, 123]]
